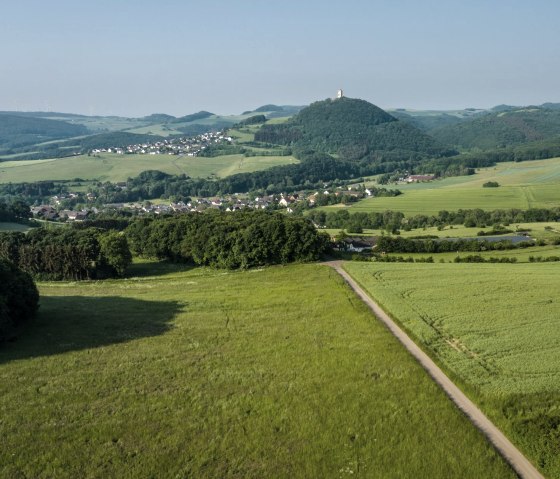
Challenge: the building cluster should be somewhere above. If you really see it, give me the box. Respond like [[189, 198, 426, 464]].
[[90, 131, 233, 157], [29, 186, 373, 221]]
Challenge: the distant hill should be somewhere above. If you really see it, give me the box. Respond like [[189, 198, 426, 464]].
[[431, 107, 560, 150], [0, 114, 89, 154], [242, 105, 305, 118], [388, 108, 486, 132], [254, 104, 284, 112], [174, 111, 214, 123], [255, 97, 453, 164], [142, 113, 176, 122]]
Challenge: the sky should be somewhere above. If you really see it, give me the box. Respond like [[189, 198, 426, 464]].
[[1, 0, 559, 117]]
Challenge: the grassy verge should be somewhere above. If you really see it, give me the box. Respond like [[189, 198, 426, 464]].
[[0, 262, 514, 478]]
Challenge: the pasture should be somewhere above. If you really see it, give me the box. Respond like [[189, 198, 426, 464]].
[[0, 263, 514, 478], [341, 157, 560, 215], [344, 261, 560, 477], [0, 153, 298, 183]]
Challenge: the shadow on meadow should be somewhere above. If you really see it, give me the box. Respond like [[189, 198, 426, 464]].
[[125, 260, 195, 279], [0, 295, 184, 364]]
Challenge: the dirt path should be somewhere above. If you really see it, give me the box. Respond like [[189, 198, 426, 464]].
[[326, 260, 545, 479]]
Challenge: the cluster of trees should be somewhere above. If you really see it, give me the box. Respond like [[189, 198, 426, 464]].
[[125, 210, 330, 269], [453, 255, 518, 263], [308, 209, 405, 234], [376, 236, 534, 254], [308, 207, 560, 232], [373, 255, 434, 263], [0, 228, 132, 280], [483, 181, 500, 188], [0, 199, 30, 222], [0, 259, 39, 342], [528, 255, 560, 262], [0, 181, 70, 203]]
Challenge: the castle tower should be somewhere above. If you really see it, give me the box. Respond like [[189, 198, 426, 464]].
[[337, 88, 344, 99]]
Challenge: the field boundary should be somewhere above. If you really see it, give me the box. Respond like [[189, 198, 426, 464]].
[[326, 260, 544, 479]]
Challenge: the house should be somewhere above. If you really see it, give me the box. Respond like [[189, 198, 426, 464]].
[[335, 237, 377, 253], [406, 175, 435, 183]]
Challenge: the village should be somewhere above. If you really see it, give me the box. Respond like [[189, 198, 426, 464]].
[[89, 130, 233, 157], [30, 185, 376, 222]]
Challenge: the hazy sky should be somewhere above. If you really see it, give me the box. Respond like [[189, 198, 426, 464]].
[[1, 0, 559, 117]]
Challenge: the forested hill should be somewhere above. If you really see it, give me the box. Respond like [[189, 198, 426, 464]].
[[254, 97, 455, 164], [430, 107, 560, 150], [0, 114, 89, 154]]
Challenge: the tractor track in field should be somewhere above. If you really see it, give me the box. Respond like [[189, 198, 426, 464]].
[[325, 260, 545, 479]]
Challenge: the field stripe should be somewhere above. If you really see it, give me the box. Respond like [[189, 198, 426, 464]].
[[327, 261, 545, 479]]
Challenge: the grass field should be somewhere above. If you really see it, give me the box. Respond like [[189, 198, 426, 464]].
[[324, 221, 560, 242], [0, 222, 31, 232], [0, 262, 515, 478], [0, 153, 299, 183], [344, 262, 560, 477], [336, 157, 560, 215]]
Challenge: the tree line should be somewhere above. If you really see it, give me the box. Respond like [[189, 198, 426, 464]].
[[125, 210, 331, 269], [307, 207, 560, 232], [0, 228, 132, 280], [376, 236, 534, 254]]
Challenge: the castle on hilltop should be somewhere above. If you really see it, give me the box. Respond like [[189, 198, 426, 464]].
[[337, 88, 344, 99]]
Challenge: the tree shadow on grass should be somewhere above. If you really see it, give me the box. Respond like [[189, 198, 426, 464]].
[[125, 260, 195, 279], [0, 295, 184, 364]]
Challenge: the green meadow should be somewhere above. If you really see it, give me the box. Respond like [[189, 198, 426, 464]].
[[337, 157, 560, 215], [0, 153, 298, 183], [344, 261, 560, 477], [0, 222, 31, 232], [0, 263, 514, 478]]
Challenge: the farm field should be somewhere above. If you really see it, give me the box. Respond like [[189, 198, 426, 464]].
[[344, 261, 560, 477], [338, 157, 560, 215], [0, 153, 298, 183], [0, 263, 515, 478]]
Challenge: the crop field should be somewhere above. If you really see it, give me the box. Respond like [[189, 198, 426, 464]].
[[0, 263, 514, 478], [344, 261, 560, 477], [0, 153, 298, 183], [339, 157, 560, 215]]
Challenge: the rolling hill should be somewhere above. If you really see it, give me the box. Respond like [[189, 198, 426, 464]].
[[255, 97, 455, 164], [430, 107, 560, 150]]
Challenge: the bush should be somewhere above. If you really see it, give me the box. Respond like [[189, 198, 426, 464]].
[[0, 260, 39, 342]]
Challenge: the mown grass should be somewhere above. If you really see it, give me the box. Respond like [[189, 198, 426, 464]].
[[344, 261, 560, 477], [339, 157, 560, 215], [0, 262, 515, 478], [0, 153, 298, 183]]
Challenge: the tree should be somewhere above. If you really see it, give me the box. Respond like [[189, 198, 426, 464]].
[[99, 232, 133, 277], [0, 259, 39, 341]]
